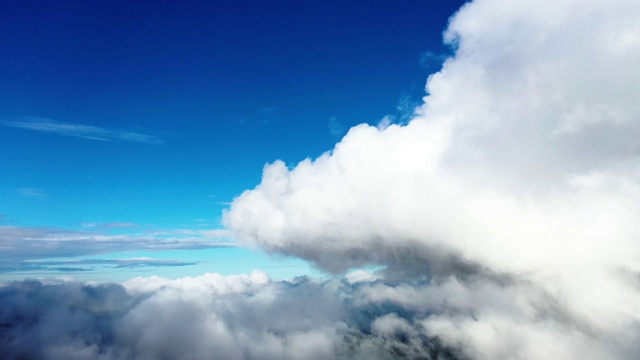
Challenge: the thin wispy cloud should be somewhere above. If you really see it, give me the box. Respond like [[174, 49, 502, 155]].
[[0, 225, 234, 266], [257, 106, 278, 114], [394, 93, 419, 123], [328, 117, 344, 139], [17, 187, 47, 198], [4, 258, 196, 273], [81, 221, 138, 230], [1, 117, 163, 144], [420, 50, 449, 69]]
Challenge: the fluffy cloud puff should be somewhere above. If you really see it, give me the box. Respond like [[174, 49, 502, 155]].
[[224, 0, 640, 358]]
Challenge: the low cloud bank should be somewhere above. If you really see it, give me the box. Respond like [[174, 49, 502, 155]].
[[224, 0, 640, 358], [2, 269, 637, 359], [0, 272, 469, 360]]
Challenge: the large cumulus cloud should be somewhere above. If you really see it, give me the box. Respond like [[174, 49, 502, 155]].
[[224, 0, 640, 358]]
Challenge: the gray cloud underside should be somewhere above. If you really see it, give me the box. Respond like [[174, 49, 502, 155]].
[[1, 117, 162, 144]]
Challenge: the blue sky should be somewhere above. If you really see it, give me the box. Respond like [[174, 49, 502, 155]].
[[0, 0, 464, 281]]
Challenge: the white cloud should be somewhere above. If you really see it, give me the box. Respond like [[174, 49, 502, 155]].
[[1, 117, 163, 144], [122, 269, 269, 296], [224, 0, 640, 358]]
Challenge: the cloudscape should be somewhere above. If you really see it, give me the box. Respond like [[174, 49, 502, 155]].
[[2, 0, 640, 359]]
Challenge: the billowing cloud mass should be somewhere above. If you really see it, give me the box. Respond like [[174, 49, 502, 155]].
[[224, 0, 640, 358], [3, 0, 640, 359]]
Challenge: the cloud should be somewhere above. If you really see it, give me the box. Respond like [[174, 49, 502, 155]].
[[8, 258, 197, 273], [420, 50, 449, 69], [1, 117, 163, 144], [223, 0, 640, 358], [394, 93, 419, 123], [258, 106, 279, 114], [0, 226, 233, 273], [328, 117, 344, 138], [0, 272, 475, 359], [81, 222, 138, 230], [17, 188, 47, 198]]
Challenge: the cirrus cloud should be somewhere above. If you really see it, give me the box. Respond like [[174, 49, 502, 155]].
[[0, 225, 232, 274], [1, 117, 163, 144]]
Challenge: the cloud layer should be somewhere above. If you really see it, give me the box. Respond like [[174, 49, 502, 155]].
[[224, 0, 640, 358], [0, 272, 470, 360], [0, 226, 232, 273]]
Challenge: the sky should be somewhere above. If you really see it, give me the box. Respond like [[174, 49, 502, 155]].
[[0, 0, 463, 280], [3, 0, 640, 359]]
